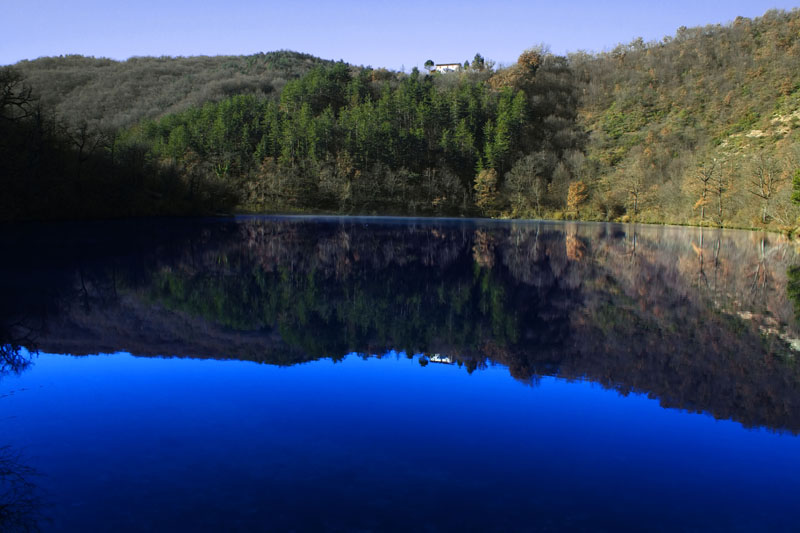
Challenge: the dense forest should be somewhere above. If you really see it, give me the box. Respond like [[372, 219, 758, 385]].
[[572, 10, 800, 227], [4, 9, 800, 226]]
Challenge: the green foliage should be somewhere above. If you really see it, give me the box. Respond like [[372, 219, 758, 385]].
[[791, 169, 800, 205], [127, 58, 579, 216], [148, 242, 522, 358], [725, 110, 760, 136], [474, 169, 499, 215], [788, 266, 800, 319]]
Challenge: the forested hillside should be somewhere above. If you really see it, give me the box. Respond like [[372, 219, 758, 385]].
[[571, 9, 800, 228], [14, 51, 328, 129], [126, 54, 581, 214], [0, 67, 238, 220], [4, 9, 800, 225]]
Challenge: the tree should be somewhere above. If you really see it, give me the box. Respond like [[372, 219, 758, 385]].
[[64, 120, 105, 181], [788, 266, 800, 319], [471, 53, 486, 71], [615, 153, 649, 218], [566, 181, 588, 218], [791, 168, 800, 205], [688, 159, 718, 222], [0, 67, 34, 122], [748, 153, 786, 224], [711, 163, 731, 227], [503, 153, 546, 216], [474, 168, 499, 215], [424, 59, 434, 73], [517, 48, 543, 74]]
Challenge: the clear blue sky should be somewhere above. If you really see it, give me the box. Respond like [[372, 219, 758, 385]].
[[3, 1, 798, 68]]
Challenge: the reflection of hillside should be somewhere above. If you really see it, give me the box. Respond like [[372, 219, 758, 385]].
[[0, 445, 43, 533], [2, 218, 800, 432], [499, 225, 800, 431]]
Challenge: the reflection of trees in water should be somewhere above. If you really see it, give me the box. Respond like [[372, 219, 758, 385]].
[[0, 339, 43, 531], [3, 218, 800, 432], [0, 344, 32, 380], [0, 311, 43, 530], [788, 266, 800, 320], [0, 447, 43, 533], [0, 318, 37, 383]]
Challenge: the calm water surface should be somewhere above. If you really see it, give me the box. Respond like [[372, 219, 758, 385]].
[[1, 216, 799, 532]]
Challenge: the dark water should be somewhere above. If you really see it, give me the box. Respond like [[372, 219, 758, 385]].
[[1, 216, 799, 532]]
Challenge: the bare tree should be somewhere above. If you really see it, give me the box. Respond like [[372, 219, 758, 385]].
[[690, 158, 719, 222], [0, 68, 35, 122], [504, 153, 547, 217], [63, 121, 104, 181], [748, 153, 786, 224], [708, 161, 733, 227]]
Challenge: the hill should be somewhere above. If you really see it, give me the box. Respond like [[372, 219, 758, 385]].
[[4, 9, 800, 227], [571, 8, 800, 227], [13, 50, 330, 130]]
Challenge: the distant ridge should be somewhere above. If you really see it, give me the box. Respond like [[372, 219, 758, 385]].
[[13, 50, 332, 129]]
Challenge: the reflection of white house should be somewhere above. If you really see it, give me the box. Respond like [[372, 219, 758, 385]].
[[434, 63, 461, 73], [429, 353, 454, 364]]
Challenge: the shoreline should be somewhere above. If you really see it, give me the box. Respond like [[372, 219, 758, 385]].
[[0, 209, 791, 236]]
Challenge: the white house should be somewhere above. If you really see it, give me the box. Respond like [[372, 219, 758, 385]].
[[434, 63, 462, 73], [429, 353, 454, 364]]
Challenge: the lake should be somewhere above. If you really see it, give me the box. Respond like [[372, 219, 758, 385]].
[[1, 216, 799, 532]]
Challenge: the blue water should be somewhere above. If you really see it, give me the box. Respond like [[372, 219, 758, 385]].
[[2, 350, 798, 532], [2, 216, 800, 531]]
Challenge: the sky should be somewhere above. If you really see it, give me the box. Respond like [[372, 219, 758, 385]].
[[3, 1, 799, 69]]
